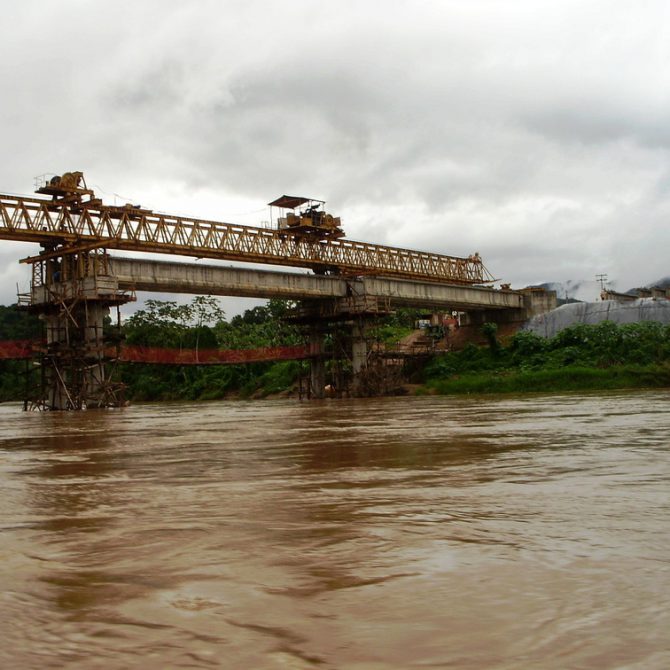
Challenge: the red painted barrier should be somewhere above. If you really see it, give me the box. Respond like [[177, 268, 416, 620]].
[[116, 344, 312, 365], [0, 340, 311, 365], [0, 340, 33, 359]]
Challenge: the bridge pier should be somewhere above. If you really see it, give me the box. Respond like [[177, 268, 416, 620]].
[[22, 250, 134, 410], [308, 328, 326, 399], [292, 296, 391, 397], [40, 302, 108, 409], [350, 321, 369, 396], [463, 288, 557, 327], [453, 288, 557, 348]]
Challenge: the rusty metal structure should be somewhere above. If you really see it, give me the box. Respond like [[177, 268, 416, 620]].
[[1, 185, 492, 284], [19, 249, 135, 409], [0, 172, 497, 408]]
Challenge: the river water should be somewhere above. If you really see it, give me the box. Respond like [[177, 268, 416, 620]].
[[1, 391, 669, 669]]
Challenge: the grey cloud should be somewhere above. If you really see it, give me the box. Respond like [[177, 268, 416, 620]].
[[1, 0, 669, 303], [524, 104, 670, 149]]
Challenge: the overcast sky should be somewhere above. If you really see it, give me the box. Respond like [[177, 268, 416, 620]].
[[1, 0, 669, 312]]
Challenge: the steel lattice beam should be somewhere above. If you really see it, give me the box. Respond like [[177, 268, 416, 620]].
[[0, 193, 493, 285]]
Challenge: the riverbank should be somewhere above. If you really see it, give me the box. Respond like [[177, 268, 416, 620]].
[[416, 321, 670, 397], [3, 304, 670, 401], [418, 363, 670, 395]]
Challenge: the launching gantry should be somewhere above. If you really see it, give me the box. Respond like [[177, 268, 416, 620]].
[[0, 171, 495, 409], [2, 175, 493, 284]]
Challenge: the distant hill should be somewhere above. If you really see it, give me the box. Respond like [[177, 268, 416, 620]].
[[645, 276, 670, 290], [618, 276, 670, 295]]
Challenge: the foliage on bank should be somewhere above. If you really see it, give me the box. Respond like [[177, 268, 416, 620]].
[[0, 299, 307, 402], [421, 321, 670, 395], [0, 306, 41, 401], [0, 299, 427, 402], [119, 297, 306, 400], [5, 299, 667, 401]]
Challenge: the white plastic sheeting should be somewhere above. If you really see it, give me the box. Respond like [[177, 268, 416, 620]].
[[524, 298, 670, 338]]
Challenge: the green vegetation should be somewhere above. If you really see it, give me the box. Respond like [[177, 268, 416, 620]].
[[0, 298, 307, 402], [3, 299, 669, 402], [119, 297, 306, 401], [369, 308, 424, 345], [0, 306, 41, 402], [421, 321, 670, 395]]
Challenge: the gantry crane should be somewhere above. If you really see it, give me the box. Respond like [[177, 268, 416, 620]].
[[2, 172, 492, 284]]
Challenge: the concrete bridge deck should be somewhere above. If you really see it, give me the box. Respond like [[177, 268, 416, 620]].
[[108, 257, 525, 311]]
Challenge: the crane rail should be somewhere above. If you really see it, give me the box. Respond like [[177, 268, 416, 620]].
[[0, 193, 493, 285]]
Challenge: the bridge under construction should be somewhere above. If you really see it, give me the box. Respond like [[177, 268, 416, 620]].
[[0, 172, 555, 409]]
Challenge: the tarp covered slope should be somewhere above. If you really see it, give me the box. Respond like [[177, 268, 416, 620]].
[[525, 298, 670, 338]]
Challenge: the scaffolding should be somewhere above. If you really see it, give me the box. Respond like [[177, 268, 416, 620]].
[[21, 248, 135, 410], [288, 293, 409, 398]]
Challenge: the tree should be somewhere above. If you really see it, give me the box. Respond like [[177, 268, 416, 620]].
[[482, 322, 500, 353], [124, 297, 226, 349]]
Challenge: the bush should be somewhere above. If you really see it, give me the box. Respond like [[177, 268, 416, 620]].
[[421, 321, 670, 396]]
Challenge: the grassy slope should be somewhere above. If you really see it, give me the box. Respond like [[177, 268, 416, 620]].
[[422, 363, 670, 395], [419, 321, 670, 396]]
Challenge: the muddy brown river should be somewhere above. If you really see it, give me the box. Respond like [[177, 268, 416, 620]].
[[1, 391, 669, 669]]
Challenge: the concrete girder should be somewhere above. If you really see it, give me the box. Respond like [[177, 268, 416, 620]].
[[107, 257, 526, 312]]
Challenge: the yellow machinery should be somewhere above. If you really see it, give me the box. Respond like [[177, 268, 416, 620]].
[[35, 171, 99, 205], [269, 195, 344, 240]]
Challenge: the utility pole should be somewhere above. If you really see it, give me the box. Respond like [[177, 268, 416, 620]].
[[596, 273, 609, 299]]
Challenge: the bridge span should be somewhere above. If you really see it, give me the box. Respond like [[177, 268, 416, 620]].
[[107, 257, 527, 312], [21, 255, 553, 409], [100, 257, 550, 405]]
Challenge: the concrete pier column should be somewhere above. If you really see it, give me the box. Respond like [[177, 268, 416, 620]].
[[82, 302, 111, 407], [43, 310, 72, 410], [38, 288, 112, 409], [308, 328, 326, 399], [350, 321, 368, 395]]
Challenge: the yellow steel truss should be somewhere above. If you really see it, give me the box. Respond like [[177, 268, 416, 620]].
[[0, 193, 493, 284]]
